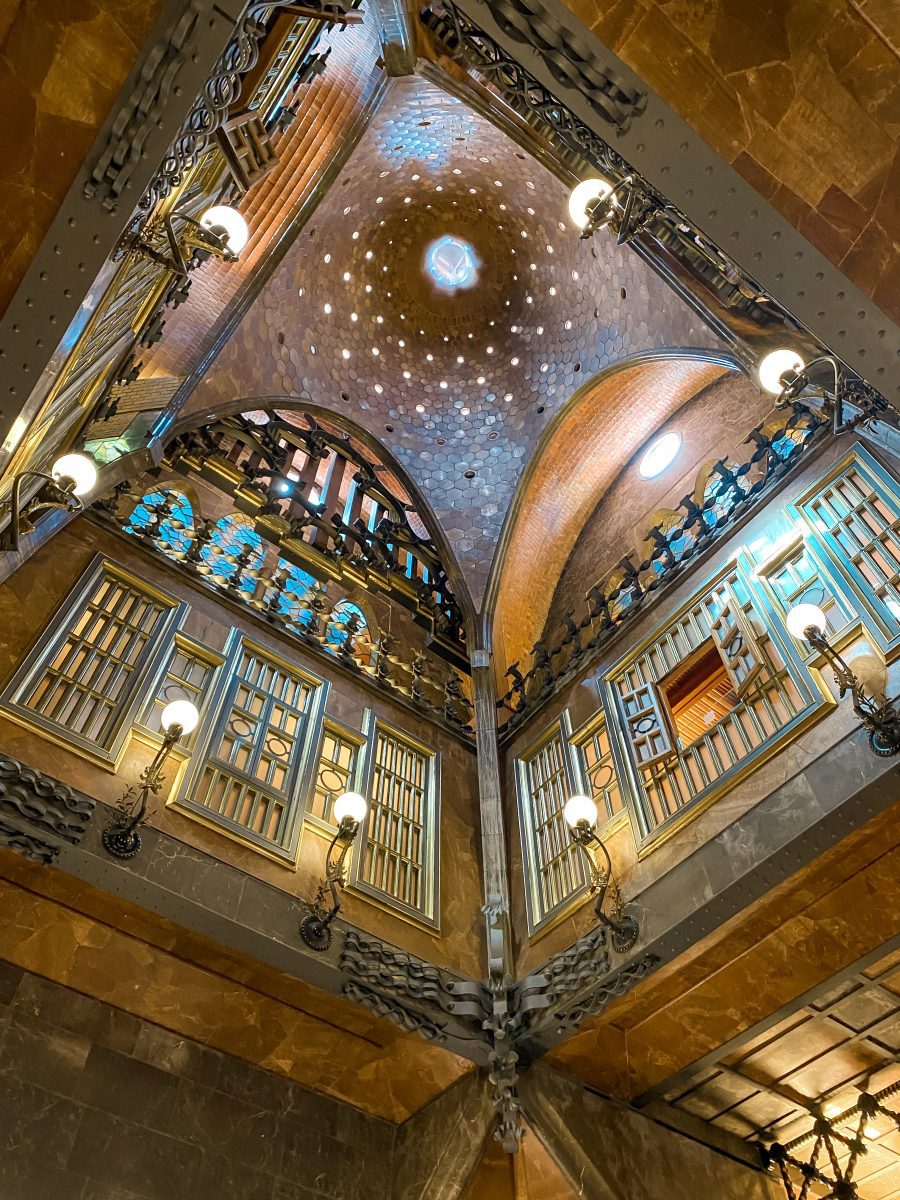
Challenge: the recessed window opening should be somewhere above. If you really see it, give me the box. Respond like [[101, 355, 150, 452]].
[[659, 640, 738, 749]]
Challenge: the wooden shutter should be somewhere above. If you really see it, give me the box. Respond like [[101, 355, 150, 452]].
[[709, 592, 765, 696], [618, 681, 675, 766]]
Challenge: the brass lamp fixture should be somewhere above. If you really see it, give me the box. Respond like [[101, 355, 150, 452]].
[[568, 175, 638, 243], [103, 700, 200, 859], [299, 791, 368, 951], [786, 603, 900, 757], [756, 348, 881, 434], [563, 794, 639, 952], [119, 204, 249, 278], [1, 452, 98, 553]]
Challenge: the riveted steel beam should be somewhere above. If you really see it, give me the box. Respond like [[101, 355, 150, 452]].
[[0, 0, 249, 474], [451, 0, 900, 406]]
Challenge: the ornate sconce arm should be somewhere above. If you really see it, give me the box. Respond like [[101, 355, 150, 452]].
[[300, 792, 368, 951], [1, 455, 97, 553], [103, 700, 199, 860], [800, 622, 900, 758], [566, 808, 639, 954]]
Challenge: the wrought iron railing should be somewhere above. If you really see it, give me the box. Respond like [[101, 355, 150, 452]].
[[92, 490, 475, 740], [497, 400, 833, 736]]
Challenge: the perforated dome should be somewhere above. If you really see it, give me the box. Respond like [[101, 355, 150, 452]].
[[189, 76, 714, 601]]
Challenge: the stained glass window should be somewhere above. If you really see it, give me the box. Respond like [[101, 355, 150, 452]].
[[124, 489, 193, 557], [201, 514, 265, 592]]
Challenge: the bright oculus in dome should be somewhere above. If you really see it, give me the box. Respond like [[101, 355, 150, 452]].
[[424, 235, 479, 292]]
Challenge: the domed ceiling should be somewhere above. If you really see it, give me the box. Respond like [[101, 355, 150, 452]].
[[188, 75, 719, 605]]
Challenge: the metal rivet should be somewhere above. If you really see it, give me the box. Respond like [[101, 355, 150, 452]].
[[39, 271, 47, 281]]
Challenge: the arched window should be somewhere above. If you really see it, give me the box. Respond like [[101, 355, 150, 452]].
[[698, 461, 750, 530], [124, 489, 194, 557], [645, 509, 696, 576], [325, 599, 372, 657], [275, 559, 317, 630], [201, 514, 265, 592]]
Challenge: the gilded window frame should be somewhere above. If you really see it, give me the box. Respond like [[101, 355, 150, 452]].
[[0, 555, 185, 769], [515, 712, 591, 936], [349, 712, 441, 929]]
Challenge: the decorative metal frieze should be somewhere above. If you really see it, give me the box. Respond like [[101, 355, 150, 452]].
[[762, 1081, 900, 1200], [424, 0, 645, 132], [342, 978, 449, 1042], [341, 930, 489, 1026], [84, 0, 206, 210], [549, 953, 659, 1031], [139, 1, 354, 213], [497, 398, 842, 734], [0, 756, 95, 864]]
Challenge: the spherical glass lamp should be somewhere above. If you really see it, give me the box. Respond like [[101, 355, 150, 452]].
[[785, 603, 827, 640], [199, 205, 249, 255], [758, 348, 806, 395], [568, 178, 613, 230], [563, 794, 599, 829], [160, 699, 200, 736], [333, 791, 368, 825], [51, 453, 97, 496]]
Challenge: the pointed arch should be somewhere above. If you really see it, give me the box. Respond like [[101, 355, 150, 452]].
[[482, 350, 742, 674]]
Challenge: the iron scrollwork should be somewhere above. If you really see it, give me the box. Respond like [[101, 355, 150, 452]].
[[0, 755, 95, 864]]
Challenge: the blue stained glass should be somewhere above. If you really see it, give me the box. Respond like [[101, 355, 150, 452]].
[[126, 489, 193, 556], [202, 515, 265, 592], [276, 559, 316, 628], [424, 236, 479, 292]]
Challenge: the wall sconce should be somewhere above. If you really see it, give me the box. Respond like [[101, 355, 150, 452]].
[[1, 452, 97, 553], [102, 700, 200, 858], [119, 204, 249, 278], [757, 349, 861, 434], [299, 791, 368, 951], [563, 795, 639, 952], [786, 603, 900, 757], [568, 175, 639, 243]]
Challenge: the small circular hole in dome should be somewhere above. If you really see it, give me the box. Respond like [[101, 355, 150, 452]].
[[424, 235, 479, 292]]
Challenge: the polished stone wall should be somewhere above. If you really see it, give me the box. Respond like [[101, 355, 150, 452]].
[[0, 519, 484, 978], [0, 960, 395, 1200]]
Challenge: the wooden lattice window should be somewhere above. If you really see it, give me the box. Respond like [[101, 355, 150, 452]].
[[1, 560, 181, 761], [516, 719, 588, 932], [353, 722, 439, 925], [607, 562, 828, 841], [306, 722, 364, 826], [136, 635, 222, 750], [763, 540, 852, 641], [178, 641, 323, 858], [571, 711, 625, 824], [798, 450, 900, 640]]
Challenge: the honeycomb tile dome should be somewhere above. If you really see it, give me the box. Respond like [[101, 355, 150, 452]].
[[191, 76, 715, 602]]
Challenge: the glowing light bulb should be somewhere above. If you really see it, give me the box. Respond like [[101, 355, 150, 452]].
[[333, 791, 367, 824], [51, 453, 97, 496], [786, 603, 827, 640], [758, 348, 806, 394], [568, 178, 613, 229], [199, 205, 249, 254], [160, 699, 199, 736], [564, 795, 598, 828]]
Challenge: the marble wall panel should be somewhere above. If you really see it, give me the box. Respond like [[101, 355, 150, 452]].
[[0, 519, 484, 978], [561, 0, 900, 323], [0, 0, 167, 316], [0, 871, 472, 1121], [0, 961, 398, 1200]]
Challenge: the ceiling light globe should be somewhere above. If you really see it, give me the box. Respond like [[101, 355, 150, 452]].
[[568, 178, 613, 229], [160, 699, 200, 735], [333, 791, 368, 825], [199, 205, 249, 255], [785, 603, 827, 640], [758, 348, 806, 394], [564, 794, 599, 829], [638, 431, 681, 479], [51, 453, 97, 496]]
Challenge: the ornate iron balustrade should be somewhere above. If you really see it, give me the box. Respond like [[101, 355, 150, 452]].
[[164, 408, 468, 659], [93, 487, 475, 740], [497, 397, 871, 736], [762, 1081, 900, 1200]]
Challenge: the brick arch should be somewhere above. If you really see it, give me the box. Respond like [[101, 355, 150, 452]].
[[485, 352, 736, 673]]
